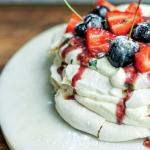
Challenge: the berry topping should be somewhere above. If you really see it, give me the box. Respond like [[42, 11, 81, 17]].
[[84, 14, 104, 28], [75, 14, 104, 37], [74, 22, 87, 37], [90, 5, 110, 19], [135, 45, 150, 73], [66, 13, 82, 33], [94, 0, 119, 11], [125, 2, 143, 19], [131, 22, 150, 43], [143, 17, 150, 23], [108, 36, 139, 68], [106, 11, 142, 35], [86, 27, 116, 57]]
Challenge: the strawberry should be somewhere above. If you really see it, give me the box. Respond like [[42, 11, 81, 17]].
[[106, 11, 142, 35], [135, 45, 150, 73], [66, 13, 82, 33], [94, 0, 119, 11], [126, 2, 143, 18], [86, 27, 116, 57]]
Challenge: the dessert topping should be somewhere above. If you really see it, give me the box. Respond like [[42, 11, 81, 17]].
[[143, 138, 150, 149], [125, 2, 143, 19], [66, 14, 82, 33], [108, 36, 139, 68], [89, 60, 98, 70], [97, 53, 106, 59], [75, 14, 104, 37], [143, 16, 150, 22], [65, 38, 70, 44], [116, 98, 126, 125], [122, 19, 129, 24], [75, 22, 87, 37], [106, 11, 142, 35], [57, 66, 64, 79], [71, 65, 87, 87], [86, 27, 116, 56], [124, 65, 139, 86], [94, 0, 119, 11], [90, 5, 110, 19], [70, 59, 73, 64], [132, 22, 150, 43], [65, 95, 75, 100], [135, 45, 150, 73]]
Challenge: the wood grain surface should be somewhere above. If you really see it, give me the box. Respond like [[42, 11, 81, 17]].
[[0, 5, 92, 150]]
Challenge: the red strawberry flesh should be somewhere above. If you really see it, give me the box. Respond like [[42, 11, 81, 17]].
[[66, 13, 82, 33], [125, 2, 143, 18], [86, 27, 116, 57], [135, 45, 150, 73], [106, 11, 142, 35]]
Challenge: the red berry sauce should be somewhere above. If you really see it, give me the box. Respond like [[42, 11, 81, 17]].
[[143, 138, 150, 149], [124, 65, 139, 85], [57, 66, 64, 79], [116, 65, 139, 124], [64, 65, 86, 100], [116, 98, 126, 125], [143, 16, 150, 22], [123, 65, 139, 100], [65, 90, 77, 100], [65, 95, 75, 100], [71, 65, 87, 87], [60, 36, 106, 65]]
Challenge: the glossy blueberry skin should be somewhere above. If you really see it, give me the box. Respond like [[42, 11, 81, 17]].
[[84, 14, 104, 29], [108, 36, 140, 68], [75, 14, 104, 37], [74, 22, 87, 37], [131, 21, 150, 43], [89, 6, 110, 19]]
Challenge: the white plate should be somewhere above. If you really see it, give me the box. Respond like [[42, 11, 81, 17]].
[[0, 4, 150, 150]]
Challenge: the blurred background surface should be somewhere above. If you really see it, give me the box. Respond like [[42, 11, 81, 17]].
[[0, 0, 150, 4]]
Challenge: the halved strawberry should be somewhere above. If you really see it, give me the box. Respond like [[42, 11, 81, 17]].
[[135, 45, 150, 73], [106, 11, 142, 35], [126, 2, 143, 18], [86, 27, 116, 57], [66, 14, 82, 33], [94, 0, 119, 11]]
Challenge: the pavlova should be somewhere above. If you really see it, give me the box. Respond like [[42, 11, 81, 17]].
[[50, 0, 150, 148]]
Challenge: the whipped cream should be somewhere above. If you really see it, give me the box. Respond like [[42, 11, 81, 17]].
[[55, 89, 150, 142]]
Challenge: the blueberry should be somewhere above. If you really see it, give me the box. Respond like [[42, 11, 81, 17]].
[[84, 14, 104, 29], [75, 14, 104, 37], [89, 6, 110, 19], [108, 36, 139, 68], [132, 22, 150, 43], [75, 22, 87, 37]]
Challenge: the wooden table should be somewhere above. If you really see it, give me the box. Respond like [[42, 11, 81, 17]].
[[0, 5, 92, 149]]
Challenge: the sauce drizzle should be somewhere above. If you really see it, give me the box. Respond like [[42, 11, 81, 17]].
[[71, 65, 87, 87], [143, 138, 150, 149], [116, 65, 139, 124], [142, 16, 150, 22], [116, 98, 126, 125], [65, 95, 75, 100], [124, 65, 139, 85], [57, 66, 64, 79]]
